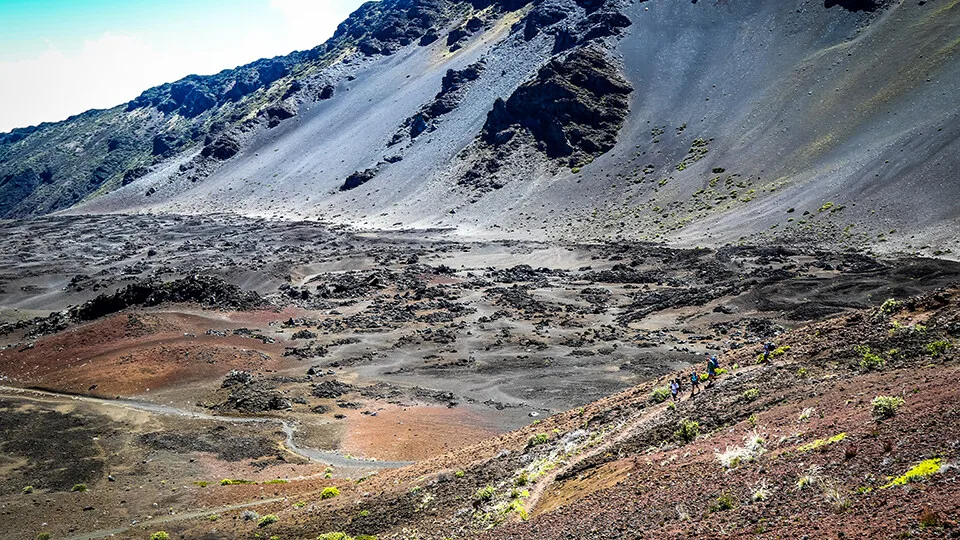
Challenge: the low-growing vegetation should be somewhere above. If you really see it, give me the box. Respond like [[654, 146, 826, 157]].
[[220, 478, 255, 485], [856, 345, 885, 370], [674, 419, 700, 443], [872, 395, 904, 419], [650, 386, 671, 403], [527, 433, 549, 448], [797, 432, 846, 453], [880, 458, 942, 489], [258, 514, 279, 527], [321, 486, 340, 499], [926, 340, 952, 357], [475, 485, 496, 503], [716, 430, 766, 469]]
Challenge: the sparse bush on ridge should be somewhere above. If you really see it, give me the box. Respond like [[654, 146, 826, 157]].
[[872, 395, 904, 419], [150, 532, 170, 540], [650, 386, 670, 403], [926, 340, 952, 357], [258, 514, 279, 527], [674, 419, 700, 443], [716, 430, 766, 469], [321, 486, 340, 499], [474, 485, 495, 502], [711, 492, 736, 512], [527, 433, 549, 448], [856, 345, 885, 370], [879, 298, 902, 315]]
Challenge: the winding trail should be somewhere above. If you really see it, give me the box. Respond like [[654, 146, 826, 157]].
[[0, 385, 412, 469]]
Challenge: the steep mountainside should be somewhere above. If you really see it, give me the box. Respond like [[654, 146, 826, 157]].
[[1, 0, 958, 253]]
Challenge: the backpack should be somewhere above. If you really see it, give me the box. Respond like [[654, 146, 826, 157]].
[[690, 373, 699, 383]]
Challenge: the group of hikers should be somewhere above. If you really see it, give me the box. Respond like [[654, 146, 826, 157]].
[[669, 342, 776, 401]]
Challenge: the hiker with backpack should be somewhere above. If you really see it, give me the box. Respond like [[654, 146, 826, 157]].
[[670, 378, 680, 402], [706, 354, 719, 388], [689, 371, 701, 397], [761, 342, 775, 363]]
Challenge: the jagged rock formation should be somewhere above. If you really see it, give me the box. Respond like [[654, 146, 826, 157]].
[[481, 45, 631, 165]]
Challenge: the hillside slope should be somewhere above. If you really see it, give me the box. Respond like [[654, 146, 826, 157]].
[[149, 287, 960, 539], [3, 0, 959, 253]]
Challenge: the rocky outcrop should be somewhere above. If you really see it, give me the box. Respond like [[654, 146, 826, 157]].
[[393, 61, 486, 144], [481, 45, 632, 165], [263, 102, 297, 128], [70, 275, 266, 321], [341, 168, 380, 191], [200, 133, 242, 161]]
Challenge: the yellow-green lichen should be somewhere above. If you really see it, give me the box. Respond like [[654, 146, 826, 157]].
[[797, 432, 846, 453], [880, 458, 942, 489]]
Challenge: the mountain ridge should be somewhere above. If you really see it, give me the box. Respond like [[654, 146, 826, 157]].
[[2, 0, 958, 257]]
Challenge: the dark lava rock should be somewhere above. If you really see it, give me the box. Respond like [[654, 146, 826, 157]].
[[264, 102, 297, 127], [319, 85, 335, 100], [311, 379, 354, 399], [217, 380, 292, 413], [340, 168, 379, 191], [200, 133, 241, 160], [482, 45, 632, 165], [395, 61, 485, 142], [121, 166, 149, 186], [69, 275, 266, 321], [291, 329, 318, 340], [222, 369, 254, 388]]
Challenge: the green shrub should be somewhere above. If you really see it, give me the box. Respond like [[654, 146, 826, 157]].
[[711, 492, 736, 512], [454, 470, 465, 478], [926, 340, 952, 357], [317, 534, 376, 540], [150, 533, 170, 540], [515, 472, 529, 487], [220, 478, 254, 485], [358, 509, 370, 517], [650, 386, 671, 403], [879, 298, 903, 315], [35, 534, 51, 540], [872, 395, 904, 419], [71, 483, 87, 492], [674, 419, 700, 443], [856, 346, 885, 370], [22, 485, 34, 494], [264, 479, 288, 484], [527, 433, 549, 448], [474, 485, 495, 502], [742, 388, 760, 402], [321, 486, 340, 499], [258, 514, 279, 527], [293, 500, 306, 509]]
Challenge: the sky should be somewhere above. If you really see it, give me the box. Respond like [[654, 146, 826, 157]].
[[0, 0, 368, 132]]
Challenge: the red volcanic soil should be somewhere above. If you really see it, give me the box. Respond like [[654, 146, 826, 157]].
[[0, 309, 287, 396], [341, 404, 500, 461]]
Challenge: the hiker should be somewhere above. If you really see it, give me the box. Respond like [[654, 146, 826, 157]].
[[670, 378, 680, 402], [761, 342, 776, 363], [690, 371, 701, 396], [706, 355, 719, 388]]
